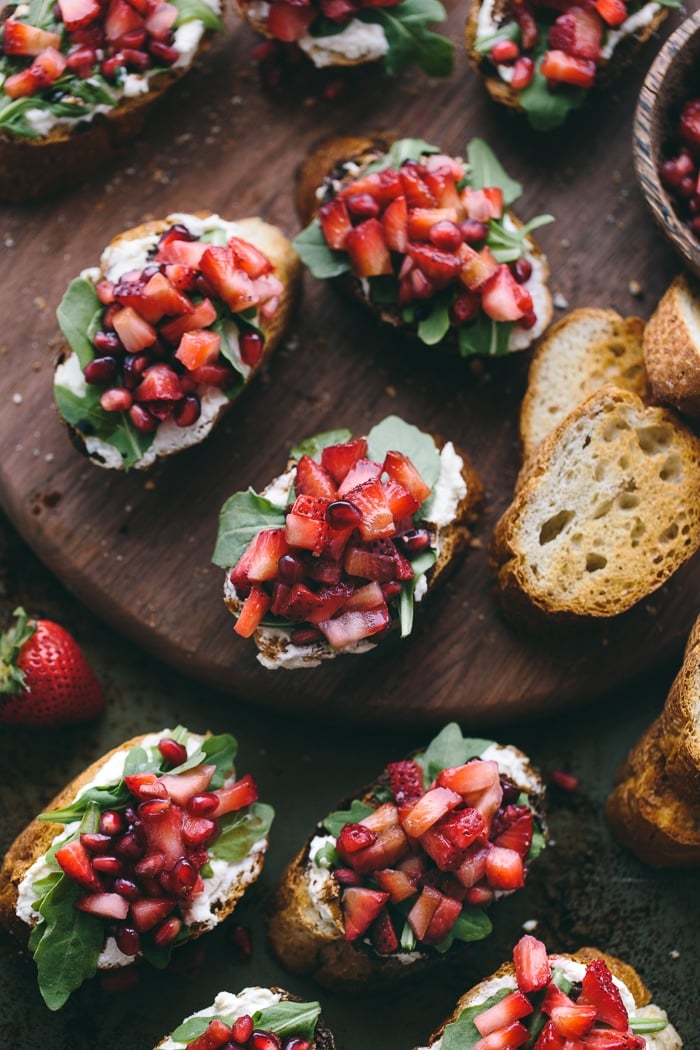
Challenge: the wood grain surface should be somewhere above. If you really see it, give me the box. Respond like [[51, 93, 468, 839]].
[[0, 1, 698, 727]]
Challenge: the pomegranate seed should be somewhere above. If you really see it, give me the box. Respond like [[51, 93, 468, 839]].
[[100, 810, 124, 836], [289, 626, 323, 645], [278, 552, 306, 583], [511, 257, 533, 283], [511, 56, 535, 90], [172, 857, 198, 895], [551, 769, 578, 791], [158, 737, 188, 766], [158, 223, 194, 244], [138, 799, 171, 819], [680, 98, 700, 152], [80, 832, 112, 853], [381, 580, 403, 600], [679, 175, 696, 198], [332, 867, 362, 886], [122, 352, 149, 390], [100, 387, 132, 412], [95, 279, 115, 304], [429, 221, 463, 251], [519, 310, 537, 330], [84, 355, 118, 385], [660, 159, 683, 190], [135, 852, 166, 876], [232, 1015, 254, 1043], [326, 499, 362, 530], [120, 27, 146, 47], [461, 219, 489, 246], [490, 39, 519, 62], [100, 968, 140, 993], [692, 215, 700, 233], [500, 777, 521, 804], [174, 394, 201, 428], [129, 403, 158, 434], [230, 923, 252, 961], [92, 855, 122, 874], [122, 46, 150, 69], [66, 45, 97, 75], [346, 193, 380, 218], [114, 877, 140, 901], [240, 331, 264, 367], [115, 832, 144, 861], [284, 1040, 311, 1050], [152, 915, 182, 947], [186, 848, 209, 869], [396, 528, 431, 554], [182, 817, 216, 849], [149, 39, 179, 64], [250, 1033, 282, 1050], [101, 303, 121, 331], [188, 792, 219, 816], [93, 330, 122, 354], [115, 925, 141, 956], [101, 53, 125, 78]]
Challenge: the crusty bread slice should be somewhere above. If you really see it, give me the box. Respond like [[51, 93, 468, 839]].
[[490, 386, 700, 621], [643, 273, 700, 418], [519, 309, 648, 461], [606, 615, 700, 867]]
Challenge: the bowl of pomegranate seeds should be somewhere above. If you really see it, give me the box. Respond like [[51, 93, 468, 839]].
[[634, 9, 700, 278]]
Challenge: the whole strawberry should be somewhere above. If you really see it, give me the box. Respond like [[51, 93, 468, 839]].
[[0, 607, 105, 727]]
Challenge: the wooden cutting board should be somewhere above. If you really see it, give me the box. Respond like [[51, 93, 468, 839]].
[[1, 3, 698, 727]]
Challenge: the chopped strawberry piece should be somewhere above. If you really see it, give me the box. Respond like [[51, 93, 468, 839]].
[[235, 585, 271, 637], [199, 246, 258, 312], [58, 0, 101, 30], [360, 801, 401, 833], [158, 764, 216, 804], [400, 165, 438, 208], [342, 886, 389, 941], [580, 1033, 645, 1049], [407, 206, 460, 241], [104, 0, 143, 39], [551, 1003, 597, 1038], [318, 604, 390, 648], [160, 298, 217, 344], [407, 244, 463, 288], [407, 884, 442, 939], [387, 759, 424, 811], [139, 798, 185, 866], [266, 1, 315, 39], [319, 198, 353, 251], [244, 528, 290, 582], [456, 842, 491, 887], [475, 990, 534, 1036], [460, 245, 500, 291], [423, 167, 462, 209], [383, 450, 431, 504], [373, 866, 417, 902], [581, 959, 629, 1031], [485, 846, 524, 890], [321, 438, 368, 484], [175, 329, 221, 371], [130, 897, 176, 932], [3, 66, 47, 98], [145, 1, 178, 38], [305, 582, 354, 623], [511, 0, 538, 49], [513, 934, 552, 993], [462, 187, 504, 222], [401, 786, 462, 838], [493, 806, 534, 857], [155, 239, 209, 267], [2, 19, 61, 55], [382, 195, 409, 253], [226, 236, 273, 279], [437, 760, 500, 796], [511, 56, 535, 91], [343, 545, 396, 583], [370, 908, 399, 954], [341, 169, 402, 206], [285, 513, 327, 554], [465, 882, 495, 907], [383, 477, 420, 519], [285, 583, 325, 620], [345, 219, 393, 277], [345, 478, 395, 541], [342, 581, 385, 611], [139, 271, 194, 323], [337, 457, 382, 497], [474, 1022, 530, 1049], [419, 824, 464, 870], [533, 1019, 568, 1049], [540, 49, 596, 88], [134, 363, 183, 402], [55, 839, 101, 891], [112, 306, 157, 353], [436, 806, 486, 848], [337, 822, 378, 856], [423, 893, 462, 944], [548, 6, 603, 60], [593, 0, 627, 25], [189, 362, 236, 388], [542, 981, 576, 1015], [211, 774, 258, 816], [295, 455, 338, 500], [75, 892, 130, 920], [481, 265, 532, 322]]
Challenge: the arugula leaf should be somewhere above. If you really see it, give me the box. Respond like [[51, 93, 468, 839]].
[[54, 381, 154, 471], [457, 314, 514, 357], [200, 733, 238, 788], [308, 14, 347, 36], [31, 875, 104, 1011], [527, 821, 547, 862], [527, 967, 572, 1041], [254, 1000, 321, 1040], [629, 1017, 670, 1034], [473, 21, 520, 53], [173, 0, 224, 30], [290, 429, 352, 462], [212, 488, 286, 568], [398, 548, 436, 638], [28, 0, 59, 29], [487, 214, 555, 263], [322, 799, 374, 837], [416, 723, 495, 784], [172, 1015, 234, 1042], [293, 219, 352, 280], [518, 48, 586, 131], [56, 278, 102, 369], [313, 841, 340, 868], [209, 802, 274, 862], [466, 139, 522, 206], [433, 907, 492, 953], [417, 290, 452, 346], [363, 0, 453, 76], [442, 989, 510, 1049], [365, 416, 441, 494], [362, 137, 439, 175], [212, 317, 248, 383]]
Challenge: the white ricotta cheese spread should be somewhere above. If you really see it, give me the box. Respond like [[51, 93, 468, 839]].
[[161, 988, 282, 1050], [501, 215, 550, 352], [298, 18, 389, 68]]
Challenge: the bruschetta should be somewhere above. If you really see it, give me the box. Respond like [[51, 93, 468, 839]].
[[465, 0, 670, 131], [212, 416, 483, 669], [54, 211, 300, 471], [267, 723, 546, 989], [0, 0, 224, 201], [293, 134, 553, 357], [414, 933, 681, 1048], [155, 987, 335, 1049], [0, 726, 274, 1010]]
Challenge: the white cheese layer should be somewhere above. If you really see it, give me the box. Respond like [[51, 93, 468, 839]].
[[298, 18, 389, 68], [502, 215, 550, 352], [160, 988, 282, 1049]]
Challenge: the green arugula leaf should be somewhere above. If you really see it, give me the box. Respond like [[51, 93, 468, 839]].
[[308, 14, 347, 36], [365, 416, 441, 495], [290, 429, 352, 462], [487, 214, 555, 263], [322, 799, 374, 837], [466, 139, 522, 206], [400, 920, 417, 950], [363, 137, 439, 174], [527, 967, 572, 1040], [313, 841, 340, 868], [212, 488, 286, 568], [457, 314, 514, 357], [200, 733, 238, 788], [655, 0, 680, 6], [212, 317, 249, 383], [474, 21, 520, 53], [527, 821, 547, 862], [254, 1000, 321, 1040], [629, 1017, 669, 1034], [209, 802, 274, 862], [172, 1015, 234, 1043], [433, 907, 492, 953], [417, 290, 453, 346], [32, 875, 104, 1011], [442, 989, 510, 1049], [398, 548, 436, 638], [173, 0, 224, 30], [293, 219, 352, 280], [518, 48, 586, 131], [28, 0, 59, 29], [56, 278, 102, 369], [363, 0, 453, 76], [416, 723, 495, 784], [54, 381, 154, 471]]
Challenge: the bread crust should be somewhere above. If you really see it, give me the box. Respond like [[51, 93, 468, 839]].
[[57, 212, 301, 470], [490, 386, 700, 622], [606, 615, 700, 867], [464, 0, 670, 117], [0, 731, 268, 961], [643, 274, 700, 418], [295, 134, 552, 355]]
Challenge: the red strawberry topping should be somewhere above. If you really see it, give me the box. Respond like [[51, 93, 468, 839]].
[[581, 958, 629, 1030]]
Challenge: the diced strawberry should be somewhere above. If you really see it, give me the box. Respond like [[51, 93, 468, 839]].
[[134, 363, 183, 402], [407, 884, 442, 939], [320, 525, 354, 564], [158, 764, 215, 805], [145, 0, 178, 38], [456, 842, 491, 887], [266, 1, 315, 39], [160, 298, 217, 344], [511, 0, 538, 48], [373, 867, 417, 902], [345, 219, 393, 278], [2, 19, 61, 55], [199, 246, 258, 312], [75, 892, 130, 920], [139, 271, 194, 323], [360, 802, 401, 834], [551, 1003, 597, 1038], [580, 959, 629, 1031], [533, 1019, 568, 1049], [423, 167, 462, 210], [383, 450, 431, 504], [407, 244, 463, 288], [321, 438, 368, 484], [408, 207, 459, 241], [475, 990, 534, 1036], [139, 799, 185, 866], [342, 581, 385, 611], [419, 825, 464, 871], [212, 774, 258, 816], [473, 1022, 530, 1049], [511, 56, 535, 91], [402, 786, 463, 838], [342, 886, 389, 941], [305, 582, 353, 622], [243, 528, 289, 582], [112, 306, 157, 353], [104, 0, 143, 39], [381, 195, 409, 253], [175, 329, 221, 371], [295, 456, 337, 500], [436, 807, 486, 849], [155, 239, 209, 267], [345, 478, 395, 541], [540, 49, 596, 88], [318, 604, 390, 648], [55, 839, 101, 891], [387, 759, 424, 811], [452, 287, 481, 324], [423, 893, 462, 944], [341, 169, 402, 206], [465, 882, 495, 907], [460, 245, 500, 291], [343, 545, 396, 583], [513, 934, 552, 993], [370, 909, 399, 954], [400, 165, 438, 208], [235, 585, 271, 637], [285, 583, 325, 621], [319, 198, 353, 251], [548, 6, 603, 60], [437, 760, 501, 797], [130, 897, 176, 932], [3, 66, 46, 98], [337, 822, 378, 857], [542, 981, 576, 1016], [493, 807, 533, 858], [485, 846, 524, 890], [58, 0, 101, 30], [593, 0, 627, 25], [189, 362, 236, 388], [580, 1033, 645, 1049], [34, 44, 67, 79], [382, 477, 419, 520], [481, 265, 532, 322], [285, 513, 326, 554], [337, 458, 382, 497]]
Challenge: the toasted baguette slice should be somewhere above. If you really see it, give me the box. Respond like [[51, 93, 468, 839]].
[[415, 937, 681, 1049], [267, 728, 546, 990], [643, 273, 700, 418], [519, 308, 648, 461], [465, 0, 669, 125], [295, 134, 552, 356], [606, 614, 700, 867], [490, 386, 700, 621], [0, 729, 271, 1009], [54, 212, 300, 471], [217, 419, 483, 669], [155, 987, 336, 1049]]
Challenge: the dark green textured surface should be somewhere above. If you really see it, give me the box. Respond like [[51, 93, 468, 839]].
[[0, 516, 696, 1048]]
